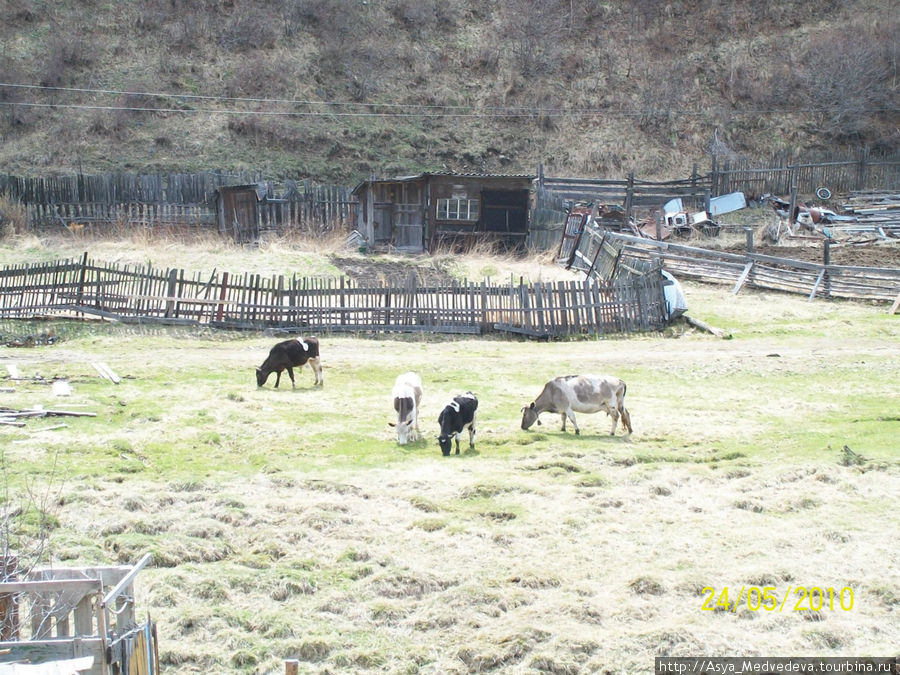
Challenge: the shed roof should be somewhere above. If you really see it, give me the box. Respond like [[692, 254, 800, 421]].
[[352, 172, 535, 195]]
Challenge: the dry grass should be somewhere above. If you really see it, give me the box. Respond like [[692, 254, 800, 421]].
[[1, 237, 898, 674]]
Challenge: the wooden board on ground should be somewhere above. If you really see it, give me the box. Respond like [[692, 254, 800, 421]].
[[92, 362, 121, 384]]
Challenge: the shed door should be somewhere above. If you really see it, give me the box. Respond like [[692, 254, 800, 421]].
[[481, 190, 528, 248], [392, 203, 424, 251], [224, 191, 259, 243], [373, 204, 393, 244]]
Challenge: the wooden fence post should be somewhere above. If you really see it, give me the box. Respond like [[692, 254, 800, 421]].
[[164, 268, 178, 318], [624, 172, 634, 225], [1, 554, 19, 640], [75, 251, 89, 309], [216, 271, 228, 322]]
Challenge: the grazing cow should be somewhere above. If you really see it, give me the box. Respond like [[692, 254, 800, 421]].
[[437, 392, 478, 456], [255, 336, 323, 388], [390, 372, 423, 445], [521, 374, 632, 436]]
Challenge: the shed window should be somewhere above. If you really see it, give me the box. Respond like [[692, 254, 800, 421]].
[[437, 198, 479, 221]]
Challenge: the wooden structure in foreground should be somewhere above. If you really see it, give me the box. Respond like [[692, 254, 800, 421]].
[[0, 554, 156, 675], [0, 254, 668, 338]]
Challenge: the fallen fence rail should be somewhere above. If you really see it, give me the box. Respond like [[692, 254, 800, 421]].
[[0, 255, 667, 338], [588, 231, 900, 302]]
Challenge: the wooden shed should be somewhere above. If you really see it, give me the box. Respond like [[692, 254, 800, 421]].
[[214, 184, 267, 243], [351, 172, 534, 253]]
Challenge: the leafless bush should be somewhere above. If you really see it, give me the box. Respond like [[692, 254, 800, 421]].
[[498, 0, 568, 77], [218, 6, 278, 53], [388, 0, 460, 38], [164, 13, 212, 55], [224, 55, 294, 99], [795, 26, 896, 141], [227, 116, 307, 152], [281, 0, 332, 36], [0, 63, 33, 132], [39, 34, 94, 87]]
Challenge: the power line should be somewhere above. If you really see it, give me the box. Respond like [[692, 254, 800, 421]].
[[0, 82, 895, 118]]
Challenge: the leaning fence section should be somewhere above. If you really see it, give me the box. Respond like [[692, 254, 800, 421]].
[[0, 256, 667, 338], [590, 232, 900, 303]]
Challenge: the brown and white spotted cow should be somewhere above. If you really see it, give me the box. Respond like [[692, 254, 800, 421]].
[[390, 371, 423, 445], [520, 374, 632, 436]]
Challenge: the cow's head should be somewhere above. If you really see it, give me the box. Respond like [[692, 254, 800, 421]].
[[520, 402, 541, 430], [438, 434, 452, 456], [395, 419, 416, 445], [255, 368, 269, 387]]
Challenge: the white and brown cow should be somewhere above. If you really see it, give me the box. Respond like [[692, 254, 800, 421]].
[[255, 336, 323, 388], [521, 374, 632, 436], [390, 372, 423, 445]]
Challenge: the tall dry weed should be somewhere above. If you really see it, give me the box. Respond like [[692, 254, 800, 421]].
[[0, 194, 27, 238]]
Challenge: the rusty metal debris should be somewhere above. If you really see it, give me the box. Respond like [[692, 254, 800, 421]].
[[763, 191, 899, 241]]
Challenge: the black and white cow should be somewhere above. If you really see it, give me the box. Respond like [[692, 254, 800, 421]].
[[255, 336, 323, 388], [437, 392, 478, 456], [521, 374, 631, 436], [390, 372, 423, 445]]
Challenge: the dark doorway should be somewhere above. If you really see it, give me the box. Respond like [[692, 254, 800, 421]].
[[481, 190, 529, 249]]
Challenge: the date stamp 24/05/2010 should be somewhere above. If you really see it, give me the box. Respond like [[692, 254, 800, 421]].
[[701, 586, 854, 613]]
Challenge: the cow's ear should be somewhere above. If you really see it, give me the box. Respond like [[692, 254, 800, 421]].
[[388, 422, 396, 427], [530, 402, 536, 409]]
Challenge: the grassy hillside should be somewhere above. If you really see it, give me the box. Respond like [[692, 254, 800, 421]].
[[1, 0, 898, 182]]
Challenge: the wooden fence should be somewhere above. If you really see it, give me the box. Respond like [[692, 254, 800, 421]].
[[0, 255, 667, 338], [0, 171, 355, 233], [536, 166, 713, 219], [575, 230, 900, 303], [710, 150, 900, 199], [0, 554, 154, 675], [535, 151, 900, 225]]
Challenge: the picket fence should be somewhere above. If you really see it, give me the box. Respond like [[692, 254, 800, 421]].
[[0, 172, 354, 234], [0, 255, 667, 337]]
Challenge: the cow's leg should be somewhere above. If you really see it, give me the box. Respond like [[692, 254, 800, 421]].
[[274, 370, 282, 388], [411, 412, 420, 442], [454, 431, 461, 454], [287, 366, 296, 388], [565, 409, 581, 435], [310, 356, 323, 386], [619, 405, 633, 434], [609, 408, 619, 435], [468, 422, 476, 450], [560, 412, 567, 431]]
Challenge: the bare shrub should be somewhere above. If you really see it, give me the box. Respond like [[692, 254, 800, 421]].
[[388, 0, 460, 38], [39, 34, 94, 87], [281, 0, 332, 35], [218, 6, 278, 53], [794, 25, 897, 142], [0, 62, 33, 132], [224, 55, 294, 99], [164, 12, 211, 55], [227, 115, 307, 152], [498, 0, 568, 77]]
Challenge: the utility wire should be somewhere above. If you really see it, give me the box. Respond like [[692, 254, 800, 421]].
[[0, 82, 894, 118]]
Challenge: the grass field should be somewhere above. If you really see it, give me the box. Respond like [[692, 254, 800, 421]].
[[2, 237, 898, 674]]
